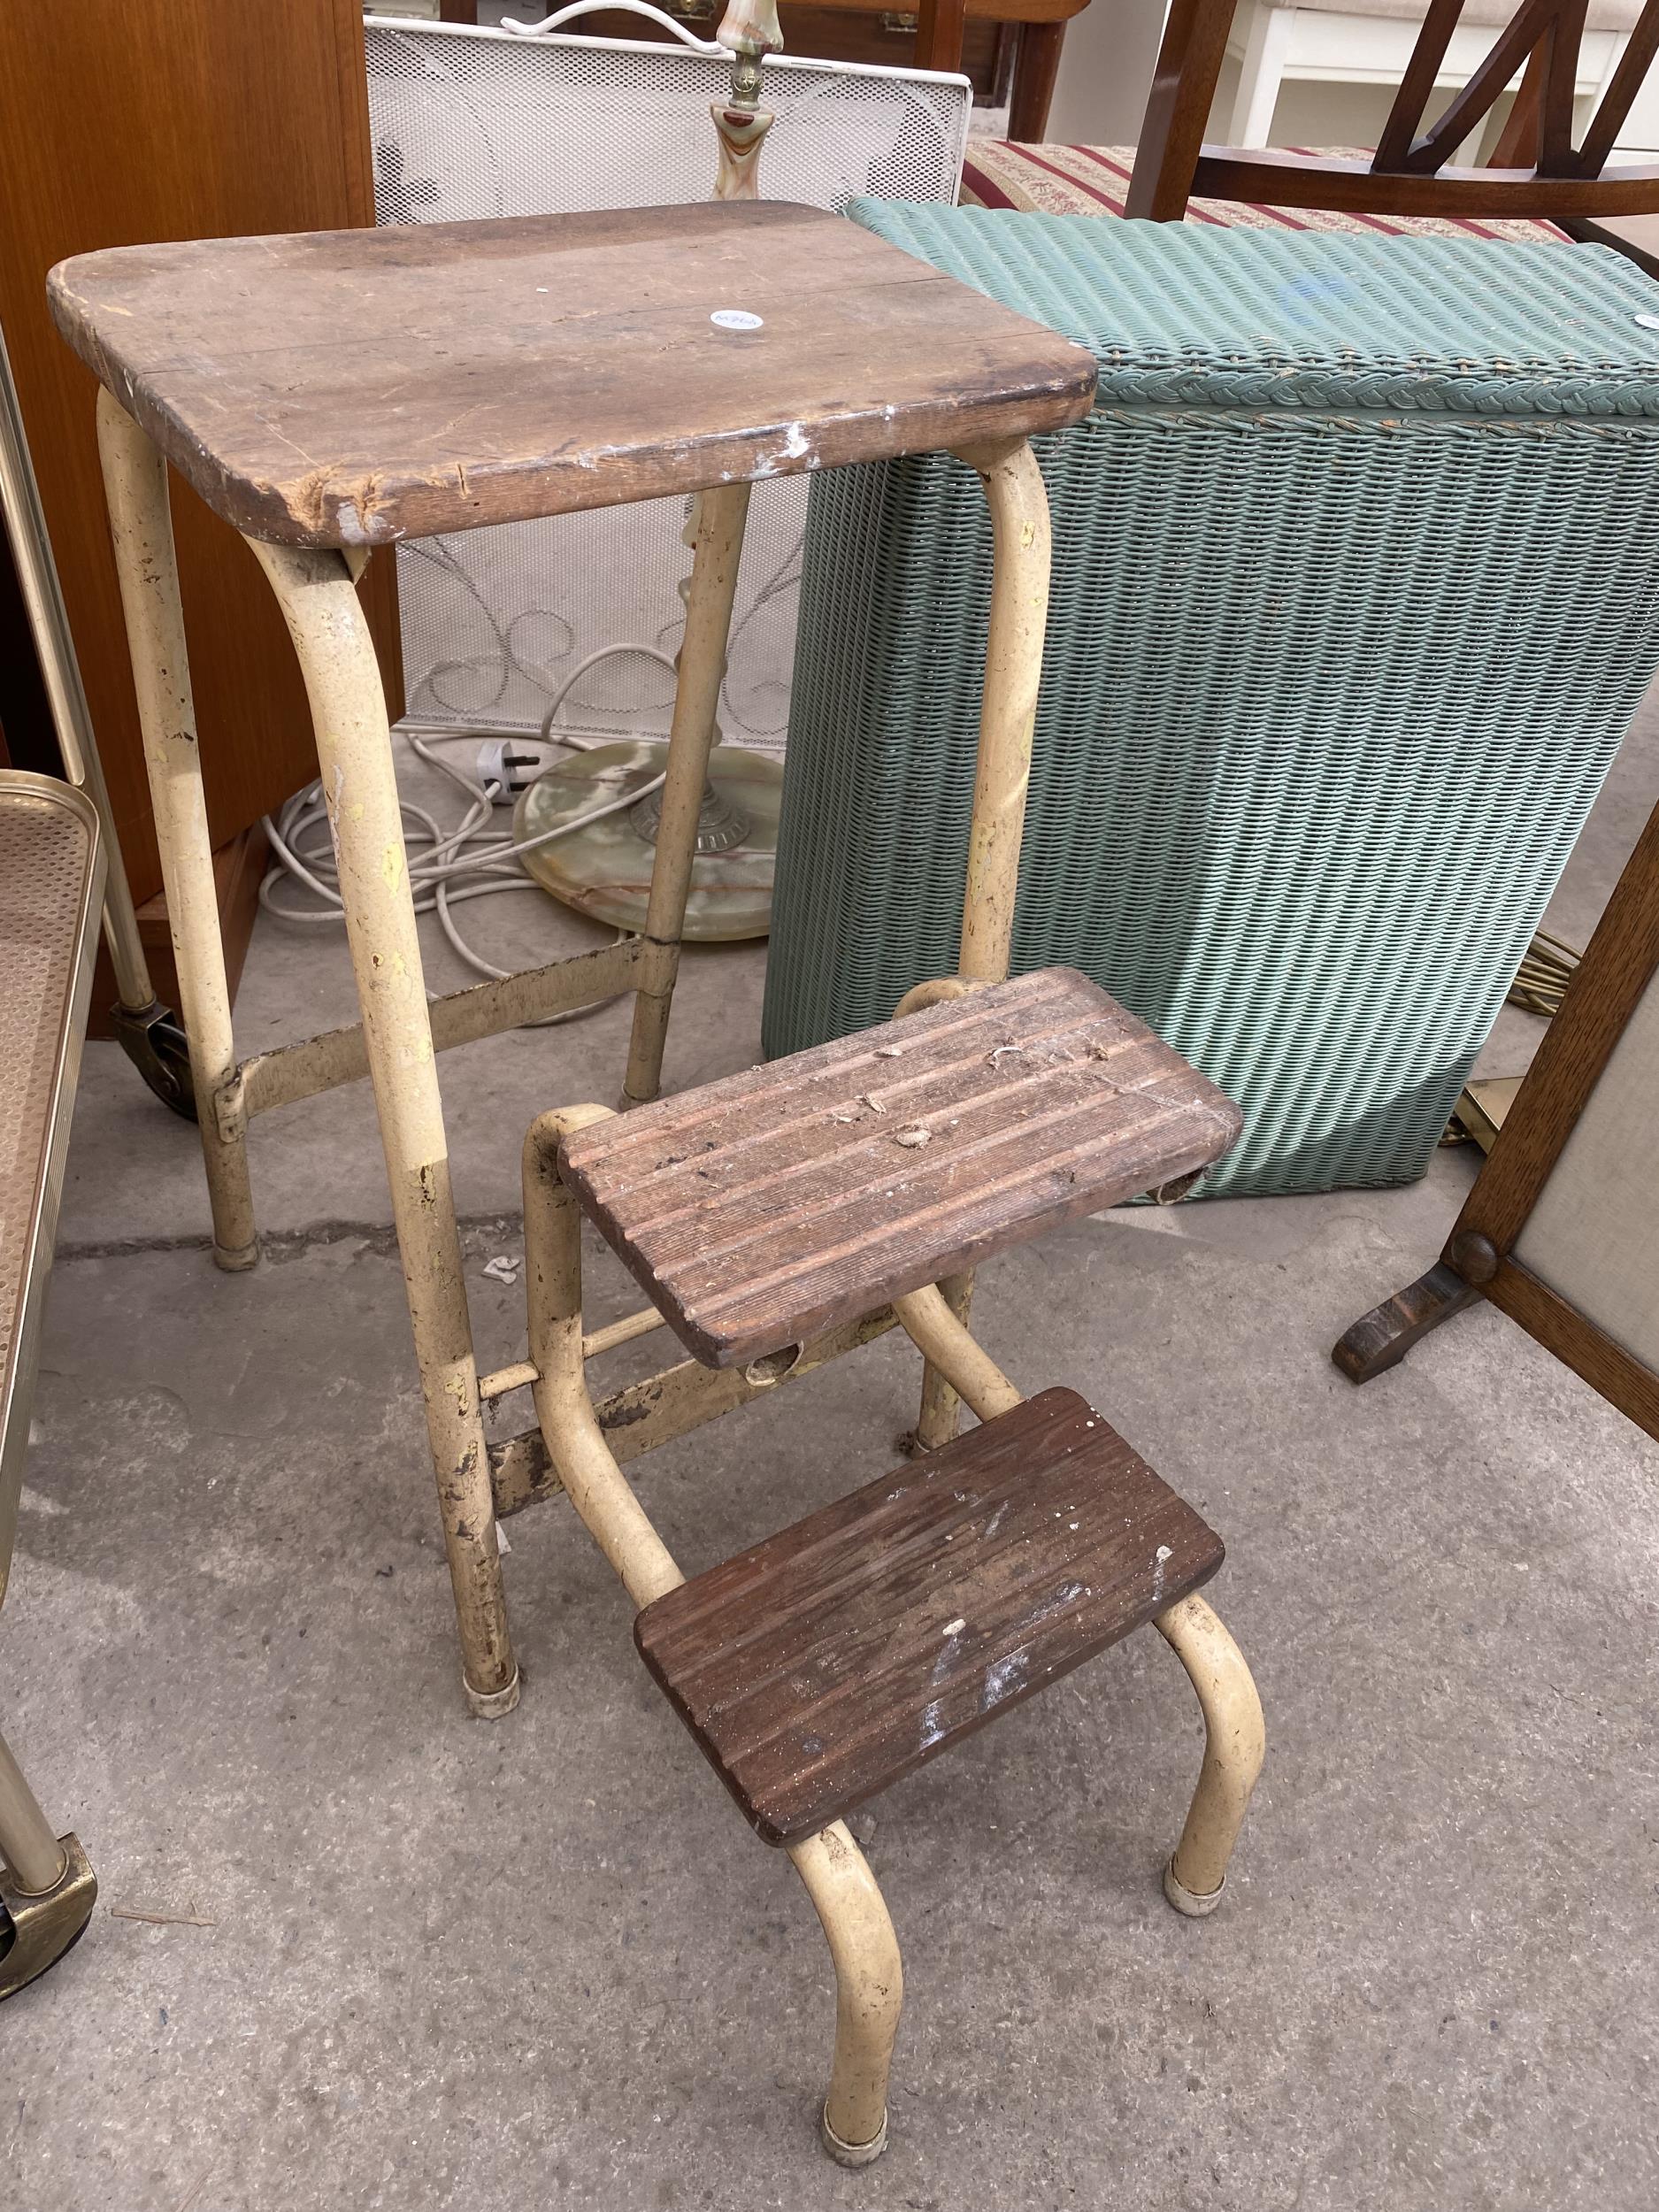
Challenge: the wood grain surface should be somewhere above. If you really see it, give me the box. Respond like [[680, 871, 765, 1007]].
[[1457, 794, 1659, 1257], [50, 202, 1098, 548], [558, 968, 1243, 1369], [1486, 1256, 1659, 1443], [635, 1386, 1225, 1845]]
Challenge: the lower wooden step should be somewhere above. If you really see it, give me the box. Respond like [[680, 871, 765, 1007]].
[[634, 1388, 1224, 1847]]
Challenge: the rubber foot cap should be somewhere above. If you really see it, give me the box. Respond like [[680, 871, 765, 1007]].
[[820, 2103, 888, 2167], [211, 1240, 260, 1273], [465, 1667, 521, 1720], [1163, 1857, 1225, 1918]]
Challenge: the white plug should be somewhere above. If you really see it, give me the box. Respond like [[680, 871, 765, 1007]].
[[474, 738, 512, 794], [472, 738, 549, 803]]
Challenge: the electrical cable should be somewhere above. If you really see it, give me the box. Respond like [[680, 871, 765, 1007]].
[[259, 719, 664, 1027], [261, 499, 801, 1015]]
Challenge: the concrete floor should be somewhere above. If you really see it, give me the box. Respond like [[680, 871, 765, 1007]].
[[6, 709, 1659, 2212]]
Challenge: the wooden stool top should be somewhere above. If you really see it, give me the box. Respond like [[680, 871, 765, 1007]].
[[635, 1387, 1225, 1846], [49, 202, 1097, 549]]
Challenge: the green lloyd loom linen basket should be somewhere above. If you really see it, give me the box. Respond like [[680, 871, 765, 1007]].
[[761, 208, 1659, 1197]]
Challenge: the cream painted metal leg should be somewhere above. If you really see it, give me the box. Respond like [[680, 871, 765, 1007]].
[[248, 539, 517, 1718], [1156, 1593, 1265, 1916], [895, 1290, 1265, 1916], [622, 482, 753, 1109], [521, 1112, 902, 2161], [913, 440, 1052, 1449], [96, 396, 258, 1267], [910, 1271, 975, 1455], [893, 1283, 1022, 1420], [949, 438, 1050, 989], [788, 1822, 903, 2165]]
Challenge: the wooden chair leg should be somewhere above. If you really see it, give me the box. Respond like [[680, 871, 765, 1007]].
[[1156, 1593, 1264, 1916], [1008, 19, 1067, 142], [1333, 1260, 1484, 1382], [916, 0, 968, 75]]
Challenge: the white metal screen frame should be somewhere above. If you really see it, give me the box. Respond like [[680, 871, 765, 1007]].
[[364, 10, 972, 751]]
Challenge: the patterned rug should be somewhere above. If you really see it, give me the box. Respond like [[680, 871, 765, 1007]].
[[958, 141, 1571, 242]]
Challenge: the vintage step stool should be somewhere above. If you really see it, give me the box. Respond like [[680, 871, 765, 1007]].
[[50, 196, 1097, 1714], [516, 967, 1264, 2162]]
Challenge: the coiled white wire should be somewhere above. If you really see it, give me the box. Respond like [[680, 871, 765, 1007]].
[[258, 644, 681, 1025], [258, 505, 802, 1020]]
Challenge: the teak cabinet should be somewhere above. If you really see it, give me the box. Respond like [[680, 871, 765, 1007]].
[[0, 0, 402, 1016]]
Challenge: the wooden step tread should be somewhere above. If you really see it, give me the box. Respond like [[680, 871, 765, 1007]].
[[634, 1388, 1224, 1847], [558, 969, 1242, 1370]]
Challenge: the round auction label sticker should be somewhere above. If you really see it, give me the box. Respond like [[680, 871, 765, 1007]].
[[710, 309, 764, 331]]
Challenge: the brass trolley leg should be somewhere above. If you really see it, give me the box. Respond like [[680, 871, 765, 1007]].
[[0, 1726, 96, 2003], [96, 394, 258, 1267], [621, 481, 753, 1109], [1155, 1593, 1265, 1916], [0, 1727, 65, 1898], [913, 438, 1052, 1451], [521, 1114, 903, 2162], [249, 539, 517, 1719]]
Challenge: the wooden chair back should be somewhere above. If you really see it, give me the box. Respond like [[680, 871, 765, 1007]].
[[1126, 0, 1659, 219]]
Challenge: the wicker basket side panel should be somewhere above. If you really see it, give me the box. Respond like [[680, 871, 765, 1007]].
[[765, 409, 1659, 1198]]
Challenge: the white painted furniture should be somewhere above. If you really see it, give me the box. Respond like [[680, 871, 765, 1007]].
[[1226, 0, 1641, 149]]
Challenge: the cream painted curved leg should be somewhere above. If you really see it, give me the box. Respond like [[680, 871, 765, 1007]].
[[893, 1287, 1264, 1916], [621, 480, 752, 1110], [96, 395, 258, 1270], [908, 438, 1052, 1449], [787, 1823, 904, 2165], [247, 537, 518, 1718], [947, 437, 1050, 992], [1156, 1593, 1264, 1916], [520, 1113, 902, 2159]]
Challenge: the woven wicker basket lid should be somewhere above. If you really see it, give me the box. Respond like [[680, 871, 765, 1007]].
[[847, 202, 1659, 419]]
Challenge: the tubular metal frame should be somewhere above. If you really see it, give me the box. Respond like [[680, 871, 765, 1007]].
[[91, 399, 1072, 1713], [494, 443, 1263, 2161], [97, 388, 761, 1712], [93, 395, 1264, 2146], [514, 1115, 1262, 2163]]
